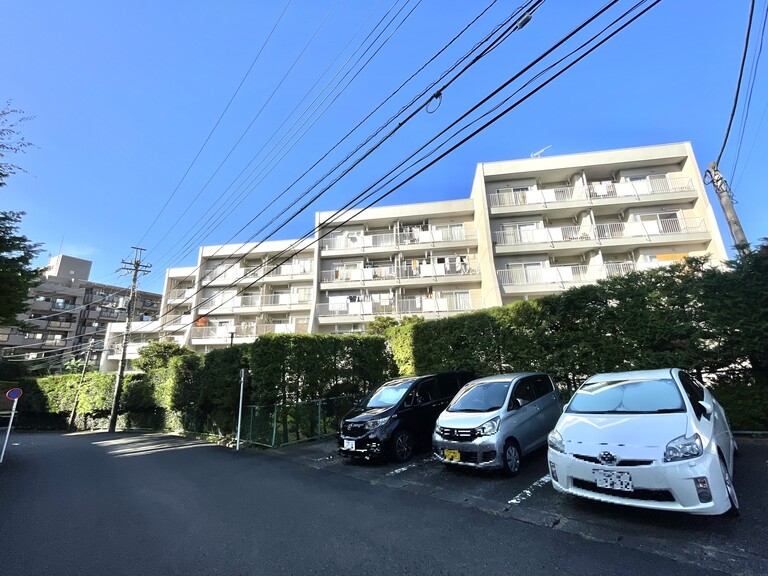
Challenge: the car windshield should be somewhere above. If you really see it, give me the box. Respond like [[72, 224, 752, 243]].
[[361, 379, 415, 409], [567, 378, 686, 414], [447, 380, 510, 412]]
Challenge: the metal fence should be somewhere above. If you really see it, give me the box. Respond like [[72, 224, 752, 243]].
[[241, 395, 357, 448]]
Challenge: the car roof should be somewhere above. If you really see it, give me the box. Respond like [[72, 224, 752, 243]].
[[585, 368, 678, 382], [469, 372, 546, 383]]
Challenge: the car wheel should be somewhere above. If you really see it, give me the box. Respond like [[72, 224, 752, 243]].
[[720, 454, 739, 515], [503, 439, 521, 476], [390, 430, 414, 463]]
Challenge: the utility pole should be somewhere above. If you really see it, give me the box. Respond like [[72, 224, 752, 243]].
[[108, 247, 151, 433], [705, 163, 750, 257], [68, 340, 94, 431]]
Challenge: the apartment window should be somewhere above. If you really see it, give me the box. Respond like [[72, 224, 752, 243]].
[[501, 222, 538, 244], [506, 263, 543, 284]]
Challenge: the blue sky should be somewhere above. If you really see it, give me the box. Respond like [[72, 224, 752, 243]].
[[4, 0, 766, 294]]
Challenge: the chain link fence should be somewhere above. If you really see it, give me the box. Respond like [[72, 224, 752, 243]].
[[242, 395, 357, 448]]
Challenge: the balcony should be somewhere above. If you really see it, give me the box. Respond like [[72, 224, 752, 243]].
[[493, 217, 708, 255], [238, 262, 314, 284], [488, 177, 698, 216], [316, 295, 478, 323], [234, 293, 312, 312], [320, 260, 479, 289], [167, 288, 196, 302], [497, 261, 665, 294], [189, 322, 309, 343], [201, 266, 240, 285], [321, 227, 477, 256]]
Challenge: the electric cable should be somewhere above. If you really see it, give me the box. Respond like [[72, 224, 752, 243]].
[[149, 0, 654, 337], [717, 0, 756, 165], [153, 0, 429, 271], [730, 0, 767, 182], [152, 1, 538, 300], [148, 2, 543, 327], [134, 0, 295, 247]]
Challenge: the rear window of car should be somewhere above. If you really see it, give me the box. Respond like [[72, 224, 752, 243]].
[[567, 378, 685, 414]]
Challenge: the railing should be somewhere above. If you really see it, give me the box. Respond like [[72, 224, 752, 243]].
[[322, 227, 477, 251], [493, 217, 707, 246], [320, 260, 476, 283], [236, 293, 311, 308], [168, 288, 195, 300], [242, 396, 357, 448], [496, 261, 661, 287], [52, 302, 77, 311], [488, 177, 696, 208], [241, 263, 314, 281], [316, 295, 477, 317], [190, 323, 309, 339]]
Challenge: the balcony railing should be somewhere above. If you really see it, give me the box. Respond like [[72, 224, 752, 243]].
[[320, 260, 476, 284], [488, 177, 696, 209], [236, 293, 311, 308], [167, 288, 196, 300], [322, 227, 477, 251], [190, 323, 309, 339], [493, 217, 707, 247], [496, 261, 662, 287], [240, 262, 314, 281], [316, 296, 477, 318]]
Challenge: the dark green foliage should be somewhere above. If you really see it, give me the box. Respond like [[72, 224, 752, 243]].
[[199, 345, 248, 434], [249, 333, 395, 405], [133, 340, 195, 372], [0, 211, 43, 325]]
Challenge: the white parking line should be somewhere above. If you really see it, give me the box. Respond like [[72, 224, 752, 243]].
[[386, 457, 431, 476], [508, 474, 551, 505]]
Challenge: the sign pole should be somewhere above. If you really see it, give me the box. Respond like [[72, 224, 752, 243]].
[[236, 369, 246, 451], [1, 394, 21, 464]]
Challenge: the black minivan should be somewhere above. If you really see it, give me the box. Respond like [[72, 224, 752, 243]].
[[338, 371, 475, 463]]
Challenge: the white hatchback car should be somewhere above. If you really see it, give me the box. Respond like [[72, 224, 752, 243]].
[[547, 368, 739, 515]]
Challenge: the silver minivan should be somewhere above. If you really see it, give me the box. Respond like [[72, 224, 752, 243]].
[[432, 373, 561, 475]]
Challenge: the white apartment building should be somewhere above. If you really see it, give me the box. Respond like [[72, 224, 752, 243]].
[[100, 142, 729, 371]]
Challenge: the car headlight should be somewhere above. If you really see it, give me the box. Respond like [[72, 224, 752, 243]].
[[664, 433, 703, 462], [548, 429, 565, 453], [365, 417, 389, 431], [474, 416, 500, 436]]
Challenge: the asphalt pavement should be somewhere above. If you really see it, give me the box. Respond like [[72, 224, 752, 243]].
[[0, 431, 765, 576]]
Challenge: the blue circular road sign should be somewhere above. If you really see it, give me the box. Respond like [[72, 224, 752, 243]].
[[6, 388, 22, 400]]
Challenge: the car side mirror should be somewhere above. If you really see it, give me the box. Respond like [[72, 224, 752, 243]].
[[699, 400, 713, 416], [509, 398, 520, 410]]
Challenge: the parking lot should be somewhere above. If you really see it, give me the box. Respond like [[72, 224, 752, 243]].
[[266, 435, 768, 576]]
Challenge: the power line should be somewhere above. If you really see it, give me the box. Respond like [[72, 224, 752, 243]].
[[134, 0, 295, 247], [149, 0, 656, 337], [149, 0, 429, 271], [730, 0, 768, 181], [717, 0, 756, 165], [150, 2, 542, 328]]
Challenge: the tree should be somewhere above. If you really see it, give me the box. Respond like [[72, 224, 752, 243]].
[[0, 212, 42, 325], [1, 102, 34, 185], [0, 103, 42, 326], [133, 340, 194, 372]]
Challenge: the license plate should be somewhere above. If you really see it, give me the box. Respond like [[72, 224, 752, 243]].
[[344, 439, 355, 451], [593, 469, 633, 491], [444, 449, 460, 462]]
